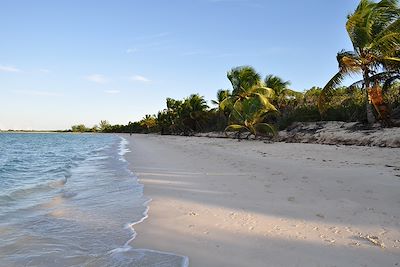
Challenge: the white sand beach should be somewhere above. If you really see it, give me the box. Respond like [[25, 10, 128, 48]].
[[122, 134, 400, 267]]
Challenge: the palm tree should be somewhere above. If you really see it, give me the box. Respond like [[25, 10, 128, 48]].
[[221, 66, 275, 112], [182, 94, 209, 132], [211, 89, 232, 130], [320, 0, 400, 124], [211, 89, 231, 110], [99, 120, 111, 132], [265, 75, 291, 97], [225, 96, 276, 138], [165, 97, 184, 132], [220, 66, 277, 137], [264, 74, 301, 110], [140, 115, 157, 132]]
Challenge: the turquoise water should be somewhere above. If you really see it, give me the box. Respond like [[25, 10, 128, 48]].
[[0, 133, 188, 267]]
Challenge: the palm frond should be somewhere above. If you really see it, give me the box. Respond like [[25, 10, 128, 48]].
[[251, 86, 275, 98], [254, 123, 276, 135], [371, 31, 400, 54], [382, 74, 400, 91], [380, 56, 400, 71], [382, 56, 400, 62], [219, 96, 235, 111], [264, 74, 291, 95], [252, 93, 278, 112], [224, 124, 247, 132], [319, 71, 346, 112], [227, 66, 261, 95], [337, 51, 362, 73], [348, 79, 364, 90]]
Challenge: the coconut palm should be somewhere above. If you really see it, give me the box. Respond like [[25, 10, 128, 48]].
[[211, 89, 231, 110], [181, 94, 209, 132], [140, 115, 157, 132], [211, 89, 232, 130], [320, 0, 400, 123], [264, 75, 291, 97], [99, 120, 111, 132], [264, 74, 301, 110], [225, 96, 276, 138], [221, 66, 275, 112]]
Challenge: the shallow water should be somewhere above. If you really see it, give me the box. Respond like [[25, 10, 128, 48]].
[[0, 133, 188, 267]]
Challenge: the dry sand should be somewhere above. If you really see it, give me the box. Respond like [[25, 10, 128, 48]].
[[122, 134, 400, 267]]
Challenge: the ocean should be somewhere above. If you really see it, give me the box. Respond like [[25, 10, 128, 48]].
[[0, 133, 188, 267]]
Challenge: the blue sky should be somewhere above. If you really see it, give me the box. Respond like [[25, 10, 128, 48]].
[[0, 0, 360, 130]]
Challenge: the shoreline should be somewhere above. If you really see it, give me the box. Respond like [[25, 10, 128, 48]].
[[122, 134, 400, 267]]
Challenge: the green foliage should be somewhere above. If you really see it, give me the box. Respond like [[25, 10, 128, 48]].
[[227, 66, 261, 97], [275, 86, 370, 129], [221, 66, 276, 113], [71, 120, 135, 133], [212, 89, 231, 107], [222, 67, 278, 138], [71, 124, 89, 132], [71, 58, 399, 135], [211, 89, 232, 131], [140, 115, 158, 133], [320, 0, 400, 123], [225, 96, 276, 138], [146, 94, 210, 135], [99, 120, 111, 132]]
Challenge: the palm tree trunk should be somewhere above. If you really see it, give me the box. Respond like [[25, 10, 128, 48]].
[[366, 101, 375, 124], [363, 70, 376, 124]]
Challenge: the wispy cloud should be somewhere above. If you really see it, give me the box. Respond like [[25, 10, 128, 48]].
[[126, 48, 138, 54], [126, 40, 173, 54], [104, 89, 120, 94], [39, 68, 51, 73], [135, 32, 170, 41], [182, 50, 208, 56], [13, 90, 63, 97], [85, 74, 108, 84], [127, 32, 172, 54], [0, 65, 21, 73], [130, 75, 151, 83], [214, 52, 235, 58]]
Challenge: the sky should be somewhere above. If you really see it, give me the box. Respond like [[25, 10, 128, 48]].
[[0, 0, 360, 130]]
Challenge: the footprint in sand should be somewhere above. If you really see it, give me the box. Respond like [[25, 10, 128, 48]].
[[287, 196, 295, 202], [349, 241, 361, 247]]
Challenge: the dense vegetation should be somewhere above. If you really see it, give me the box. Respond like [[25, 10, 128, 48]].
[[71, 71, 400, 135], [71, 0, 400, 135], [320, 0, 400, 124]]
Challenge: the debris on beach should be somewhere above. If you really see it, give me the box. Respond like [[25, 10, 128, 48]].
[[359, 234, 385, 248]]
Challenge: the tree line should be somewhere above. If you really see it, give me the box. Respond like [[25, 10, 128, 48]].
[[71, 0, 400, 136]]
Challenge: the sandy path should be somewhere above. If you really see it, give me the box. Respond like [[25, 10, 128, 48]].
[[121, 134, 400, 267]]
